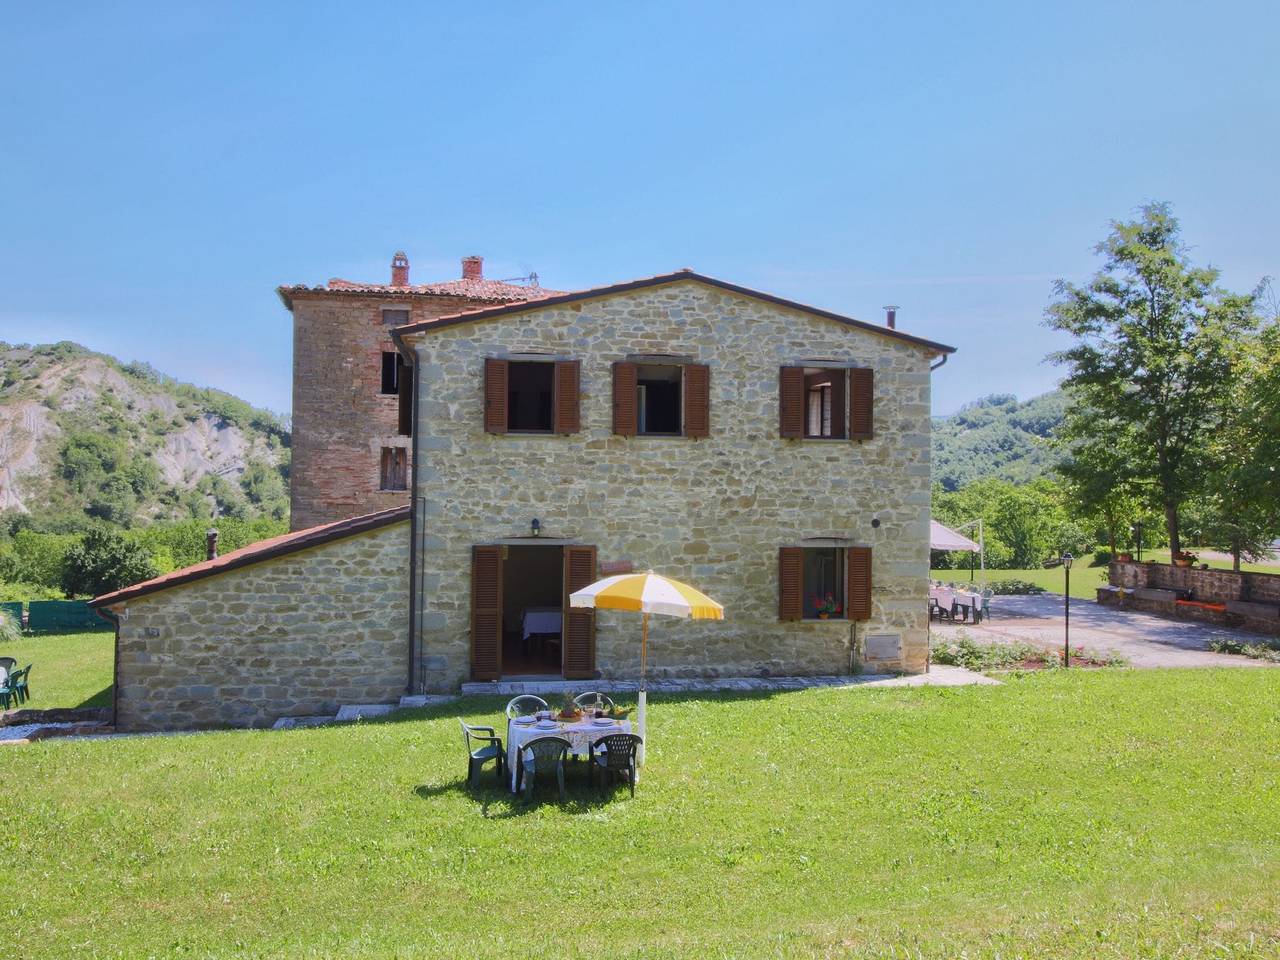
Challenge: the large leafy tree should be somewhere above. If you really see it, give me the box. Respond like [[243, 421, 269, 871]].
[[1046, 203, 1259, 554]]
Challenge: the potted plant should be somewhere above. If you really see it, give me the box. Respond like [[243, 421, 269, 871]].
[[811, 594, 842, 620], [1115, 551, 1133, 563], [1172, 551, 1198, 568]]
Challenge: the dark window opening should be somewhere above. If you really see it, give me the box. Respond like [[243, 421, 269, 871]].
[[637, 364, 682, 435], [804, 368, 846, 439], [381, 351, 399, 395], [507, 361, 555, 432], [501, 545, 565, 677], [803, 547, 845, 619], [380, 447, 408, 491], [382, 308, 410, 326]]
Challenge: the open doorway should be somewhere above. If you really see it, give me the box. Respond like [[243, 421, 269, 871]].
[[501, 544, 564, 676]]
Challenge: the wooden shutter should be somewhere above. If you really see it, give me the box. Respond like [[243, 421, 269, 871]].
[[396, 359, 414, 437], [778, 547, 803, 621], [483, 358, 508, 434], [553, 359, 580, 434], [849, 367, 874, 440], [471, 545, 503, 680], [612, 361, 638, 436], [779, 366, 805, 438], [846, 546, 872, 621], [562, 546, 597, 679], [683, 363, 710, 438]]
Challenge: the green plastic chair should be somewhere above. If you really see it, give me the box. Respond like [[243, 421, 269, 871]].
[[590, 733, 642, 797], [0, 671, 14, 710], [458, 719, 504, 787], [572, 692, 616, 712], [13, 665, 30, 705], [517, 736, 571, 802]]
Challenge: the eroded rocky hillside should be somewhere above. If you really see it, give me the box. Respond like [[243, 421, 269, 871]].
[[0, 342, 289, 527]]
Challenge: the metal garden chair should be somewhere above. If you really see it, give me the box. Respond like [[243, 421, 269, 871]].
[[458, 719, 504, 787], [505, 695, 548, 720], [590, 733, 642, 797], [516, 735, 571, 802]]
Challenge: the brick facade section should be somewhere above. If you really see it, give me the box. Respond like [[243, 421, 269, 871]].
[[287, 291, 501, 530], [102, 522, 410, 731], [405, 279, 939, 690]]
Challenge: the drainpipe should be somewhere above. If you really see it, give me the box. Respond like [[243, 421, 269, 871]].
[[406, 365, 422, 696], [930, 354, 948, 372]]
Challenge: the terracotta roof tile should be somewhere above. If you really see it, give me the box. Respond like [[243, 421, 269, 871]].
[[89, 505, 410, 609]]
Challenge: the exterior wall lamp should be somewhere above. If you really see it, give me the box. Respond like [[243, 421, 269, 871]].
[[531, 518, 541, 537]]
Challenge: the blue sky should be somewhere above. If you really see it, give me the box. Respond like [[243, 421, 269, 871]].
[[2, 1, 1276, 415]]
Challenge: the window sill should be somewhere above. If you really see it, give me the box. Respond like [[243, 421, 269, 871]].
[[635, 432, 685, 438], [798, 436, 849, 442], [505, 429, 557, 436], [801, 617, 849, 623]]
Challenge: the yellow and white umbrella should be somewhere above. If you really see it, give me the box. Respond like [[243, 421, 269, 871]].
[[570, 571, 724, 764]]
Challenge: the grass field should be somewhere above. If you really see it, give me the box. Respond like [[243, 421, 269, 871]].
[[0, 629, 113, 709], [1, 670, 1277, 957], [932, 565, 1109, 600]]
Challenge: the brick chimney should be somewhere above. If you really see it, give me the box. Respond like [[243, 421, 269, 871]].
[[883, 305, 898, 330], [391, 251, 409, 286], [461, 255, 483, 280], [206, 528, 219, 561]]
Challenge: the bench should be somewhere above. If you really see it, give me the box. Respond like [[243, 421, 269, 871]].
[[1225, 599, 1280, 620], [1135, 587, 1181, 603]]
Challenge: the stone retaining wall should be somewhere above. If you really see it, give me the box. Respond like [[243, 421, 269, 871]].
[[1103, 562, 1280, 637], [103, 522, 410, 731]]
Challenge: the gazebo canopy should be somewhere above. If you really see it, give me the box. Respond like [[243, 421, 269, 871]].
[[930, 519, 980, 552]]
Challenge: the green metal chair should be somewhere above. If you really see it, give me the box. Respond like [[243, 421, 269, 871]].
[[516, 735, 571, 802], [458, 719, 504, 787], [590, 733, 642, 797]]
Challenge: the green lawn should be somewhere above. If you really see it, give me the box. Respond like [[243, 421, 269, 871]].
[[0, 629, 113, 709], [932, 565, 1109, 600], [0, 671, 1277, 957]]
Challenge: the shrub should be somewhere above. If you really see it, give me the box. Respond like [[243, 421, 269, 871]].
[[1209, 637, 1280, 664], [62, 530, 158, 598], [987, 579, 1047, 595], [0, 608, 20, 644], [931, 635, 1047, 670]]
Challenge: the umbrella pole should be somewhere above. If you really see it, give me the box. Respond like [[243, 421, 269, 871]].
[[637, 611, 648, 767]]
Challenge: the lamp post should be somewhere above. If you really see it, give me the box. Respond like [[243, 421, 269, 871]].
[[1131, 522, 1143, 563], [1061, 552, 1073, 668]]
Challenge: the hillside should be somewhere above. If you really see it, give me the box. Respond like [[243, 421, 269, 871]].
[[0, 341, 290, 529], [931, 390, 1066, 491]]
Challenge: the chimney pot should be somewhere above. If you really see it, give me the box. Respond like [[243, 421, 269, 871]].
[[461, 255, 483, 280], [206, 528, 219, 561], [883, 305, 898, 330], [391, 251, 409, 286]]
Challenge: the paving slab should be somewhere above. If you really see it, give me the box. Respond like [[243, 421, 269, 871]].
[[333, 704, 395, 721], [934, 593, 1277, 668]]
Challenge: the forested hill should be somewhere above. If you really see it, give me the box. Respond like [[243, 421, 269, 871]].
[[931, 390, 1066, 491], [0, 341, 290, 531]]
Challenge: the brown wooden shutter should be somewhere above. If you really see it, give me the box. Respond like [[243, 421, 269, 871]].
[[483, 358, 508, 434], [779, 366, 805, 438], [683, 363, 710, 438], [779, 546, 803, 621], [396, 359, 414, 437], [553, 359, 580, 434], [612, 361, 637, 436], [849, 367, 874, 440], [846, 546, 872, 621], [562, 545, 597, 679], [471, 545, 503, 680]]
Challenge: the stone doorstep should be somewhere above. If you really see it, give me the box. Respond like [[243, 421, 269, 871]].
[[459, 675, 902, 696]]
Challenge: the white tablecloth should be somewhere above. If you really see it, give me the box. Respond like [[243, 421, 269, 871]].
[[521, 607, 562, 640], [506, 717, 632, 792], [930, 588, 984, 614]]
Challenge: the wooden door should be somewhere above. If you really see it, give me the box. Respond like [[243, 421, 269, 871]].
[[471, 545, 503, 680], [562, 545, 597, 679]]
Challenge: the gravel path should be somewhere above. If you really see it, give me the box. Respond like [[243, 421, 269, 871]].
[[932, 593, 1277, 668]]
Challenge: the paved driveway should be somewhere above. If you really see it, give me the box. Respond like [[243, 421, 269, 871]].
[[933, 593, 1277, 668]]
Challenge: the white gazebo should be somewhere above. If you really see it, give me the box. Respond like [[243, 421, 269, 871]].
[[930, 519, 985, 582]]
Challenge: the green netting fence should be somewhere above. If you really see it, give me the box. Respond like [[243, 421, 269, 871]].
[[25, 600, 111, 632], [0, 602, 21, 626]]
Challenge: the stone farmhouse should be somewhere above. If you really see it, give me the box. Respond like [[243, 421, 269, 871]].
[[91, 253, 956, 731]]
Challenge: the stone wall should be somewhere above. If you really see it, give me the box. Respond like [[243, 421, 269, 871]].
[[289, 292, 500, 531], [1105, 561, 1280, 637], [405, 279, 938, 689], [103, 522, 410, 731]]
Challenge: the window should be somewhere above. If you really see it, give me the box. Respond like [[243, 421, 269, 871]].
[[380, 447, 408, 491], [381, 352, 399, 395], [779, 545, 872, 621], [612, 361, 710, 437], [507, 361, 555, 432], [801, 547, 844, 619], [780, 366, 873, 440], [382, 308, 410, 326]]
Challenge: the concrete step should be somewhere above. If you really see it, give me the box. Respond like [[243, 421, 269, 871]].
[[398, 694, 458, 709], [334, 704, 395, 722], [271, 715, 339, 730], [457, 675, 897, 696]]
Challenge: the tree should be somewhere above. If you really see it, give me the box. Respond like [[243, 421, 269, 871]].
[[1046, 203, 1259, 554], [62, 529, 158, 598]]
